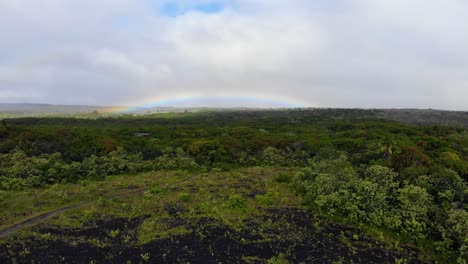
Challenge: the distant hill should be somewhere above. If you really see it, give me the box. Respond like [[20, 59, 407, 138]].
[[0, 103, 101, 116], [0, 103, 187, 117], [377, 109, 468, 128], [1, 104, 467, 128]]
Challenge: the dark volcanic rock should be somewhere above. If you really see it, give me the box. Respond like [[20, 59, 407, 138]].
[[0, 208, 423, 264]]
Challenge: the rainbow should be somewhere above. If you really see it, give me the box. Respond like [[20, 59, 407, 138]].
[[100, 94, 307, 114]]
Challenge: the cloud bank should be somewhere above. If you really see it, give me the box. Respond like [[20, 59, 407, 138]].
[[0, 0, 467, 109]]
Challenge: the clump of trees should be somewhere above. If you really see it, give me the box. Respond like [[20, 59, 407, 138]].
[[154, 147, 199, 170], [290, 155, 468, 262], [0, 147, 199, 190], [0, 148, 150, 190]]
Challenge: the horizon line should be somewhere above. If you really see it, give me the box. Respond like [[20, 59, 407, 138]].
[[0, 102, 466, 112]]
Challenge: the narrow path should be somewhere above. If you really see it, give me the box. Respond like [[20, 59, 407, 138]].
[[0, 174, 198, 239]]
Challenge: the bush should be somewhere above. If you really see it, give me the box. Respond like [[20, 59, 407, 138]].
[[145, 184, 165, 198], [179, 192, 192, 203], [267, 254, 289, 264], [255, 190, 279, 206], [224, 194, 247, 210], [275, 173, 292, 183]]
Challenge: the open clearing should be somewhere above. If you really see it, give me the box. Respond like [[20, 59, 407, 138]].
[[0, 168, 422, 263]]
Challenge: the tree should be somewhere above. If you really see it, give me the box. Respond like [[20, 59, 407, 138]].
[[442, 210, 468, 263], [397, 185, 432, 240], [398, 185, 432, 218], [431, 168, 465, 204], [364, 165, 399, 191], [391, 146, 431, 171], [262, 146, 286, 166]]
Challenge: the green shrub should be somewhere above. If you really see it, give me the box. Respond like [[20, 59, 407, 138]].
[[225, 194, 247, 210], [97, 197, 108, 207], [148, 185, 165, 195], [109, 229, 120, 239], [267, 253, 289, 264], [179, 192, 192, 203], [255, 190, 279, 206], [275, 173, 292, 183], [141, 252, 150, 262]]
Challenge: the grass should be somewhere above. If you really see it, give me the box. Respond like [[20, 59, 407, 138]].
[[7, 167, 299, 249], [0, 170, 195, 230], [0, 167, 299, 231], [0, 167, 428, 263]]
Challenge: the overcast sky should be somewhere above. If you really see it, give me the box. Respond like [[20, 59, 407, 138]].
[[0, 0, 467, 109]]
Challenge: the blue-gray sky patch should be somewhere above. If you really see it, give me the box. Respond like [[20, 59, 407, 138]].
[[161, 1, 224, 17]]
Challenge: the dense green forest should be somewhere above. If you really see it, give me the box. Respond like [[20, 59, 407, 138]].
[[0, 109, 467, 262]]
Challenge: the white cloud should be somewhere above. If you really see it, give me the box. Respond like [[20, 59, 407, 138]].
[[90, 49, 171, 80], [0, 0, 467, 109]]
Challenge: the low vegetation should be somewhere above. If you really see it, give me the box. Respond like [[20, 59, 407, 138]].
[[0, 109, 466, 263]]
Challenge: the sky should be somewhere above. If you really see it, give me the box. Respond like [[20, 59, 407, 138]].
[[0, 0, 467, 110]]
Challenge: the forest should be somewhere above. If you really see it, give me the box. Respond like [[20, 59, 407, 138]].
[[0, 109, 467, 263]]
